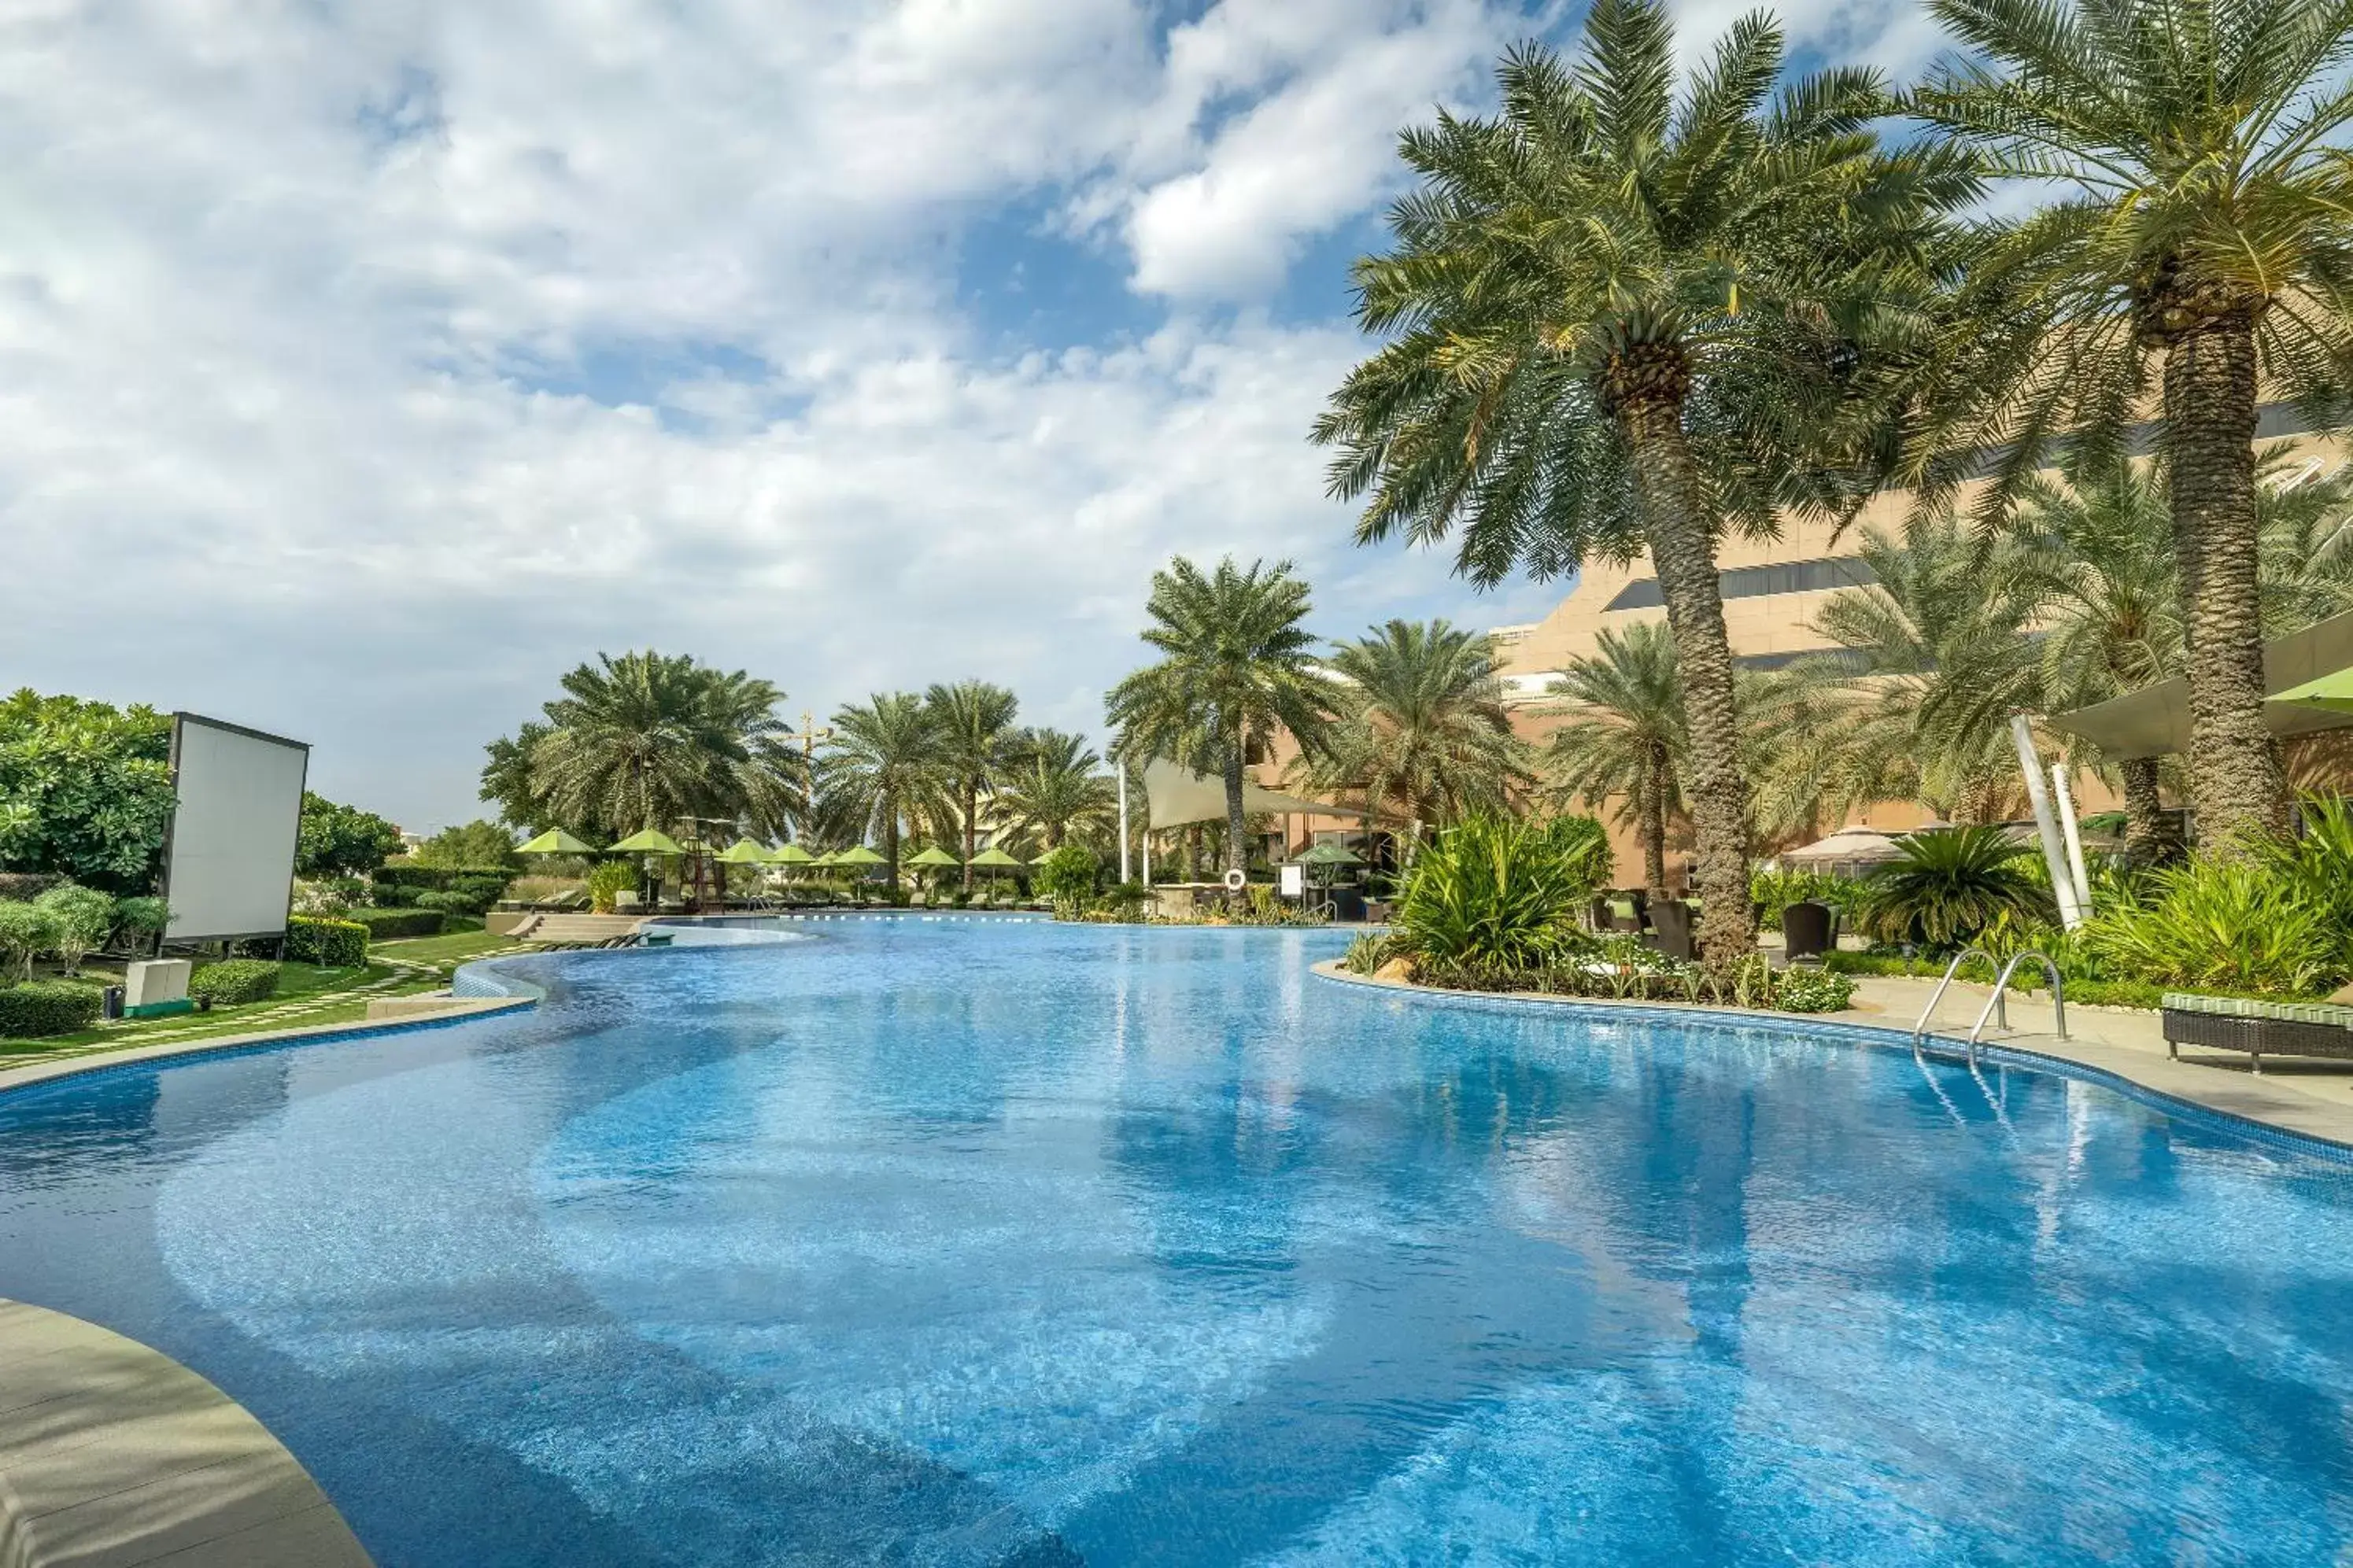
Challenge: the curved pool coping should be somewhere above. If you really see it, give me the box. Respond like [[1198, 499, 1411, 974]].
[[1311, 960, 2353, 1164]]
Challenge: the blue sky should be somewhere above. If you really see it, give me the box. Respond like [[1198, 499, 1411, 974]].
[[0, 0, 1945, 832]]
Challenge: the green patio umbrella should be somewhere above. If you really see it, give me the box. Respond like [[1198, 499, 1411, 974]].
[[967, 847, 1022, 869], [833, 846, 888, 868], [517, 828, 594, 854], [906, 845, 962, 869], [1297, 841, 1364, 867], [608, 828, 686, 855], [2270, 666, 2353, 714], [714, 838, 770, 865], [807, 850, 840, 868], [766, 843, 817, 865]]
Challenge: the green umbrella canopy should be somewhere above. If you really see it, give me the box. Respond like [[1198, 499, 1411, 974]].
[[1298, 841, 1364, 866], [714, 838, 770, 865], [2270, 666, 2353, 714], [517, 828, 595, 854], [608, 828, 687, 854], [766, 843, 817, 865], [905, 846, 962, 869], [967, 847, 1023, 869], [833, 846, 888, 867]]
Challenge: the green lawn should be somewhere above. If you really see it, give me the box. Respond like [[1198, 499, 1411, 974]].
[[374, 928, 522, 967], [0, 960, 433, 1064]]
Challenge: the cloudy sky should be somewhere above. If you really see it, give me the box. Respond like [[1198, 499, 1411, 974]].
[[2, 0, 1940, 832]]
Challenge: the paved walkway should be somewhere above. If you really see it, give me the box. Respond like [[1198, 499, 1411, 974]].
[[1318, 964, 2353, 1150], [0, 1301, 371, 1566]]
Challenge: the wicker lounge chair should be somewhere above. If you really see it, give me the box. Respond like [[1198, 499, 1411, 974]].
[[2161, 993, 2353, 1074]]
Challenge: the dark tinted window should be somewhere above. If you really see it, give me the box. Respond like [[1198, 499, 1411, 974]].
[[1604, 555, 1876, 612]]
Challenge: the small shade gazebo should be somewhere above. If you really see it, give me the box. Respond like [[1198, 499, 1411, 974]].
[[1776, 828, 1907, 880]]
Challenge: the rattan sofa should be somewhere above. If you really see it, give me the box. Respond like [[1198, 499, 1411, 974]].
[[2161, 993, 2353, 1074]]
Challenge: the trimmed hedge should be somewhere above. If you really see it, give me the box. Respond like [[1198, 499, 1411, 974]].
[[190, 960, 281, 1005], [286, 915, 368, 968], [0, 980, 105, 1039], [372, 865, 513, 894], [345, 907, 447, 939]]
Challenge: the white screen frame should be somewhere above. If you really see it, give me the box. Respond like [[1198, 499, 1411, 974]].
[[160, 714, 311, 945]]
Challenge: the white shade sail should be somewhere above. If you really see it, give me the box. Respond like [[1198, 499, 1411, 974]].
[[2049, 607, 2353, 761], [1140, 758, 1366, 828]]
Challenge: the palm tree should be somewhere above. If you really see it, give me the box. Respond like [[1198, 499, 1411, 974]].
[[925, 681, 1021, 889], [1543, 623, 1686, 896], [1313, 4, 1973, 965], [1909, 0, 2353, 850], [1106, 555, 1343, 875], [816, 693, 948, 891], [1295, 620, 1532, 848], [994, 729, 1117, 850], [527, 651, 802, 838]]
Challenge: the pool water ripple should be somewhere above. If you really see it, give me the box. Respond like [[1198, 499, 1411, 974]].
[[4, 919, 2353, 1565]]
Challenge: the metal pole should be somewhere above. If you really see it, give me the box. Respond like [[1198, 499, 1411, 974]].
[[2011, 715, 2083, 929], [1117, 766, 1131, 884], [2051, 765, 2094, 914]]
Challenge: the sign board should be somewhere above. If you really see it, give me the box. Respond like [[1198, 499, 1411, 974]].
[[160, 714, 310, 943], [1279, 864, 1305, 898]]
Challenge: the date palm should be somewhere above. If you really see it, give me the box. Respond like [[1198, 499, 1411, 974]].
[[1295, 619, 1531, 845], [1314, 2, 1974, 965], [817, 692, 949, 891], [995, 729, 1117, 850], [1909, 0, 2353, 850], [1544, 623, 1687, 897], [1106, 555, 1343, 875], [925, 681, 1021, 889]]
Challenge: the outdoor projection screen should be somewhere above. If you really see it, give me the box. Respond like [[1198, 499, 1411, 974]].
[[161, 714, 310, 944]]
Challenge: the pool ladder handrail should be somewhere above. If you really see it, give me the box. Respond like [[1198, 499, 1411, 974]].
[[1910, 949, 2068, 1063]]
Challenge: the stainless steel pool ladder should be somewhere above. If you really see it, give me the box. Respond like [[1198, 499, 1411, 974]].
[[1911, 949, 2067, 1064]]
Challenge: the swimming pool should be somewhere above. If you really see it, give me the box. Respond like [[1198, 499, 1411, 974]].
[[5, 918, 2353, 1565]]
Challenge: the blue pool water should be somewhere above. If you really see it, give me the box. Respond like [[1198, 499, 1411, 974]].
[[6, 918, 2353, 1565]]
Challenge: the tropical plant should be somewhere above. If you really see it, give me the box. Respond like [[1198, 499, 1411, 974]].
[[585, 858, 638, 914], [505, 651, 806, 845], [1749, 866, 1849, 931], [1106, 555, 1343, 875], [1395, 814, 1601, 972], [2257, 794, 2353, 967], [0, 689, 175, 891], [2084, 858, 2343, 995], [411, 820, 521, 871], [926, 682, 1021, 889], [1852, 826, 2053, 950], [1544, 622, 1687, 895], [31, 884, 113, 976], [1908, 0, 2353, 851], [1314, 4, 1974, 965], [296, 792, 405, 878], [995, 729, 1117, 851], [1032, 843, 1099, 912], [113, 896, 168, 955], [1296, 620, 1531, 839], [817, 693, 950, 891]]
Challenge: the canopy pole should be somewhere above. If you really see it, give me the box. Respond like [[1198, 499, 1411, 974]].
[[2012, 716, 2084, 930], [1117, 766, 1131, 885], [2051, 765, 2094, 915]]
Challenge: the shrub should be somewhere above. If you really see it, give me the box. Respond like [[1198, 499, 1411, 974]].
[[345, 906, 446, 939], [1397, 814, 1595, 972], [1536, 814, 1615, 893], [113, 896, 168, 953], [32, 884, 114, 975], [2082, 858, 2341, 996], [285, 914, 368, 968], [1852, 828, 2053, 950], [411, 821, 522, 871], [1750, 866, 1849, 931], [1771, 967, 1856, 1013], [0, 980, 105, 1038], [585, 860, 637, 914], [2262, 795, 2353, 964], [0, 873, 61, 902], [0, 901, 57, 982], [189, 959, 280, 1005], [1035, 845, 1099, 909], [1344, 930, 1410, 974], [413, 890, 472, 915]]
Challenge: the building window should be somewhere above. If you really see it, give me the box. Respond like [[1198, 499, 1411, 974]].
[[1604, 555, 1877, 612]]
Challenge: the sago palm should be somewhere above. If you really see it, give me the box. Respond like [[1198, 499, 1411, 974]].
[[925, 681, 1021, 889], [817, 692, 950, 891], [1105, 555, 1343, 874], [1315, 1, 1974, 965], [1544, 622, 1688, 896], [1297, 619, 1532, 844], [1909, 0, 2353, 850]]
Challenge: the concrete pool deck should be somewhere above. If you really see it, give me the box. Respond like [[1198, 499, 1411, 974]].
[[0, 1301, 371, 1566], [1316, 962, 2353, 1152]]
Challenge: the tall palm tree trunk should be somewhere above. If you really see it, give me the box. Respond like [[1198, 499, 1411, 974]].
[[962, 784, 977, 890], [1639, 747, 1668, 899], [2163, 316, 2289, 852], [1222, 748, 1248, 875], [1618, 392, 1756, 967], [2119, 756, 2170, 866], [882, 793, 901, 892]]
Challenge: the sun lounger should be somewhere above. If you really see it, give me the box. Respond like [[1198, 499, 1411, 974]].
[[2161, 993, 2353, 1074]]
